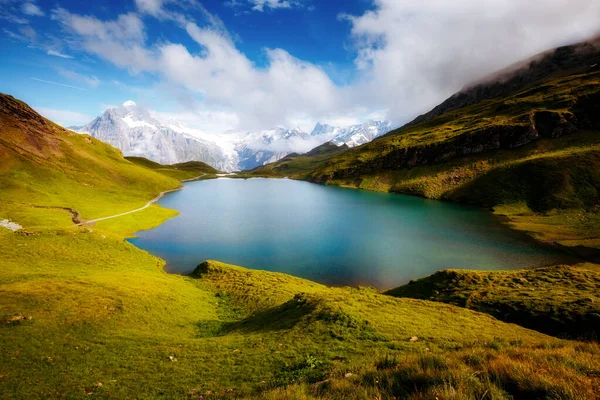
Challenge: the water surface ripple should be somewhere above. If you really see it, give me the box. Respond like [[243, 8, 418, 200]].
[[129, 178, 573, 289]]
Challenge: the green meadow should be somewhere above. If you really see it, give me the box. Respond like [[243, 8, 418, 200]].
[[2, 46, 600, 399]]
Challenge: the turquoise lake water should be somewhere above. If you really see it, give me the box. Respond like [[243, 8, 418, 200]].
[[129, 178, 574, 289]]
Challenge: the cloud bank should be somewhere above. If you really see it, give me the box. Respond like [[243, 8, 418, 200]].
[[345, 0, 600, 122], [50, 0, 600, 131]]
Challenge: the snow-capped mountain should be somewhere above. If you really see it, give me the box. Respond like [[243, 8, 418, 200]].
[[228, 122, 392, 169], [72, 101, 392, 171], [71, 102, 239, 171], [311, 120, 392, 147], [229, 127, 311, 170]]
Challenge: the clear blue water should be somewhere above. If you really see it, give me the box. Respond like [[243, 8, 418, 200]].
[[129, 178, 574, 289]]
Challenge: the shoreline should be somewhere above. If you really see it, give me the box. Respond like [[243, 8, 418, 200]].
[[78, 173, 208, 226], [126, 176, 593, 290], [79, 187, 184, 225], [296, 175, 600, 266]]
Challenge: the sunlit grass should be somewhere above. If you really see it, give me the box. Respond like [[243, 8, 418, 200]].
[[386, 264, 600, 340], [3, 92, 600, 398]]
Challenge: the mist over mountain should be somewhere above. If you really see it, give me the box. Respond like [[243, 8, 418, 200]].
[[72, 102, 392, 171]]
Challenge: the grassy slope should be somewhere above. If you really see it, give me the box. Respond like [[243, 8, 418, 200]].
[[126, 156, 220, 181], [386, 265, 600, 340], [239, 142, 350, 179], [254, 52, 600, 253], [0, 94, 182, 226], [2, 94, 600, 398]]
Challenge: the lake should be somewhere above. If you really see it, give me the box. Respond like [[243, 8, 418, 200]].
[[129, 178, 574, 290]]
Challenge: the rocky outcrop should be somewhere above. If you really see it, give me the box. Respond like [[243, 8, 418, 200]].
[[573, 91, 600, 129], [533, 111, 578, 138]]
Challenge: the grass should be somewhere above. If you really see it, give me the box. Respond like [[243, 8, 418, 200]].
[[3, 67, 600, 398], [0, 94, 182, 225], [386, 264, 600, 340], [239, 142, 350, 179], [257, 342, 600, 399], [93, 204, 179, 237], [126, 156, 221, 181], [309, 70, 600, 177], [7, 233, 591, 399]]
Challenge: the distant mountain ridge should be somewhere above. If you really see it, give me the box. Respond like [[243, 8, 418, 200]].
[[71, 102, 239, 172], [311, 120, 392, 147], [71, 103, 391, 171]]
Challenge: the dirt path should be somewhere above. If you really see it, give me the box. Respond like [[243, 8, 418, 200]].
[[181, 173, 207, 182], [30, 205, 81, 224], [79, 174, 206, 225]]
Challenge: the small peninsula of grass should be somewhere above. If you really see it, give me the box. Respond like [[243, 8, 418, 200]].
[[126, 156, 221, 181], [386, 265, 600, 340]]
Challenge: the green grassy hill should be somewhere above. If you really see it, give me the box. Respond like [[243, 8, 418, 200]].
[[126, 156, 220, 181], [240, 142, 350, 179], [0, 93, 182, 228], [2, 93, 600, 398], [386, 264, 600, 340]]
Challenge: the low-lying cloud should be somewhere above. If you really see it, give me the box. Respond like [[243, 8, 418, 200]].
[[345, 0, 600, 122], [51, 0, 600, 131]]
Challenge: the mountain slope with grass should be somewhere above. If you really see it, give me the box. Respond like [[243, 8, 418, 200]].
[[386, 264, 600, 340], [251, 38, 600, 255], [0, 93, 182, 227], [125, 156, 220, 181], [2, 94, 600, 398], [239, 142, 350, 178]]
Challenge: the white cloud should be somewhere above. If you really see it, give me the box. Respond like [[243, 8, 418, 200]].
[[52, 9, 346, 130], [52, 8, 154, 73], [51, 0, 600, 133], [57, 68, 101, 88], [250, 0, 302, 12], [47, 49, 74, 59], [151, 109, 240, 134], [134, 0, 166, 16], [31, 77, 86, 91], [343, 0, 600, 122], [34, 107, 93, 126], [22, 3, 44, 17]]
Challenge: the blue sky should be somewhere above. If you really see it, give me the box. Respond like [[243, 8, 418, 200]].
[[1, 0, 599, 132]]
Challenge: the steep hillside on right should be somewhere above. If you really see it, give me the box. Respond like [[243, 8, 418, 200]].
[[305, 37, 600, 255]]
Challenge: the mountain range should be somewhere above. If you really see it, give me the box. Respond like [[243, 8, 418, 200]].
[[71, 103, 391, 172]]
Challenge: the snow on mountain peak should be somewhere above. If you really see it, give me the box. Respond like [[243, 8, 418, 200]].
[[74, 103, 391, 172]]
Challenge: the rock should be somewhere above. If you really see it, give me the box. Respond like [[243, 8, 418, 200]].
[[192, 261, 211, 278], [6, 315, 24, 323], [0, 219, 22, 232], [409, 336, 419, 343]]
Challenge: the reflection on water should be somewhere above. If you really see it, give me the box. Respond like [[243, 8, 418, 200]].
[[129, 178, 575, 290]]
